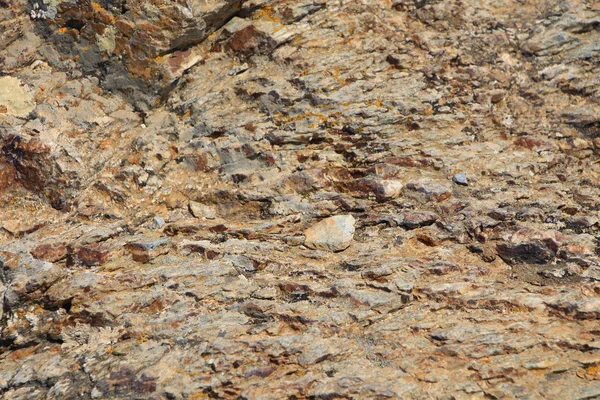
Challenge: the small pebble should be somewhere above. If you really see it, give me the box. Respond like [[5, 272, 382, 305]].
[[453, 173, 468, 186], [304, 215, 355, 252], [152, 216, 165, 229]]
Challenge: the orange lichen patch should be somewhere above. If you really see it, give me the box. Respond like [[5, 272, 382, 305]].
[[372, 98, 384, 108], [207, 31, 219, 41], [91, 2, 104, 13], [128, 153, 141, 165], [578, 364, 600, 380], [582, 364, 600, 379], [100, 138, 116, 150], [587, 364, 600, 375], [330, 66, 347, 85], [507, 305, 531, 313], [290, 35, 304, 46], [92, 2, 116, 24], [252, 4, 281, 23], [136, 334, 149, 345], [32, 304, 46, 314], [58, 27, 69, 34]]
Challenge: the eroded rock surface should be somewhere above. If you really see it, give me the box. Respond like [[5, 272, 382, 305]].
[[31, 0, 246, 108], [2, 0, 600, 398], [304, 215, 355, 252]]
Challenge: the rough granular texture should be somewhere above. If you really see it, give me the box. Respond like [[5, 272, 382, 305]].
[[33, 0, 245, 108], [2, 0, 600, 398]]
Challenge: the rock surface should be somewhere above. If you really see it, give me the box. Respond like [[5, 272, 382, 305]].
[[304, 215, 355, 252], [0, 77, 35, 116], [1, 0, 600, 398]]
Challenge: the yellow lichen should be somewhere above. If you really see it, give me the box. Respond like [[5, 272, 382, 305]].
[[91, 2, 104, 13], [586, 364, 600, 376], [252, 4, 281, 23], [329, 66, 347, 85], [136, 334, 148, 344], [91, 2, 116, 23]]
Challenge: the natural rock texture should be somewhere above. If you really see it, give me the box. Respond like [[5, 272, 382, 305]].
[[32, 0, 245, 108], [0, 77, 35, 116], [1, 0, 600, 398], [304, 215, 355, 252]]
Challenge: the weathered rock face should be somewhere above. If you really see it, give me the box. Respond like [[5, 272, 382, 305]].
[[33, 0, 245, 108], [0, 77, 36, 117], [2, 0, 600, 398]]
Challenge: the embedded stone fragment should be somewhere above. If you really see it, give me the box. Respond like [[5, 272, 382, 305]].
[[189, 201, 217, 219], [522, 30, 579, 55], [373, 180, 404, 201], [0, 250, 66, 309], [126, 237, 171, 263], [72, 242, 119, 267], [30, 243, 68, 262], [405, 180, 452, 202], [0, 77, 35, 117], [496, 229, 564, 265], [214, 16, 296, 59], [399, 211, 438, 230], [0, 130, 89, 210], [497, 241, 555, 265], [304, 215, 355, 252], [452, 173, 468, 186]]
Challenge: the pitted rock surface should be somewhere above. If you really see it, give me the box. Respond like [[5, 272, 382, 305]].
[[2, 0, 600, 399]]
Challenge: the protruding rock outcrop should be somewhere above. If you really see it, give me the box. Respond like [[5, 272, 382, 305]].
[[34, 0, 245, 107]]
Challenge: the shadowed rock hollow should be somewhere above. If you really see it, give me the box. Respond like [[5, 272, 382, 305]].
[[1, 0, 600, 398]]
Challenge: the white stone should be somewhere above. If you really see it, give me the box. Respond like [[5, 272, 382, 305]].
[[304, 215, 355, 252], [0, 77, 35, 116]]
